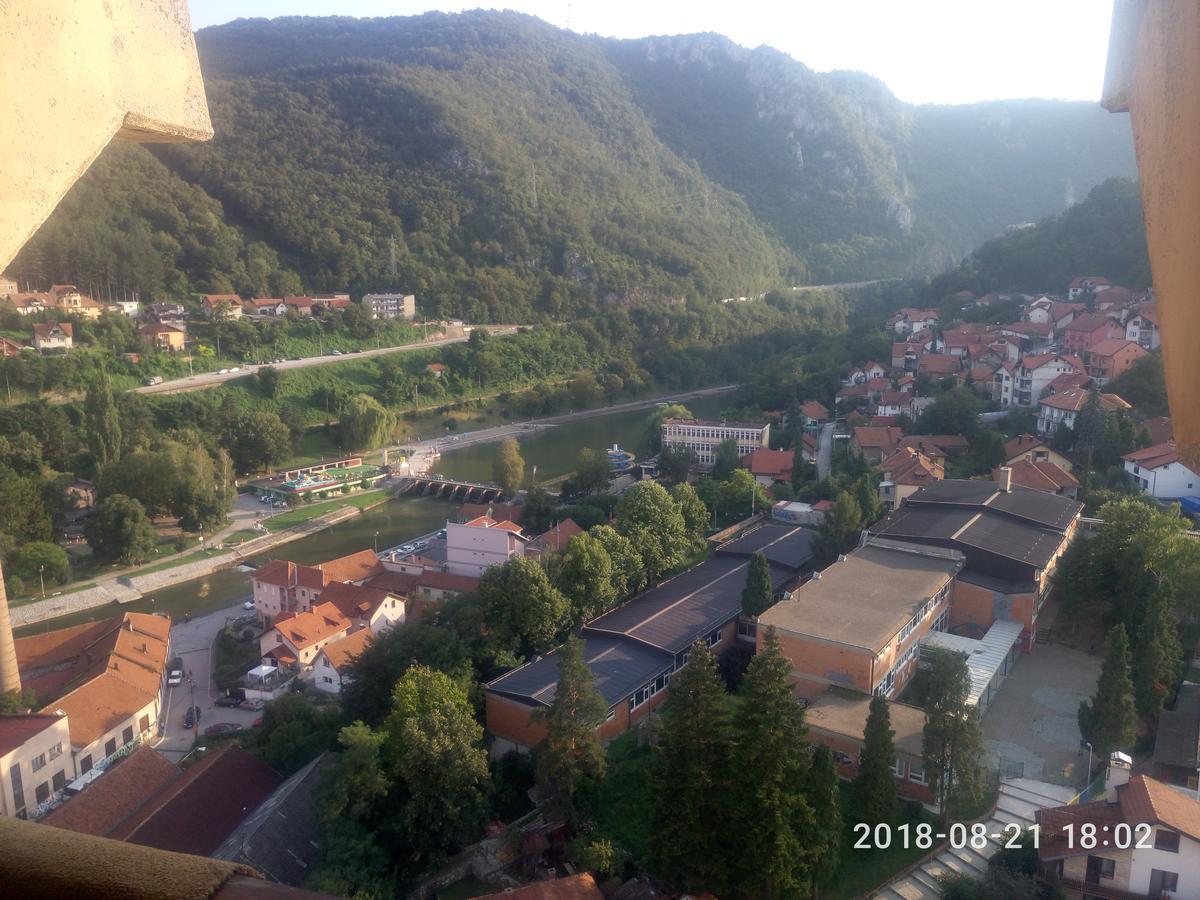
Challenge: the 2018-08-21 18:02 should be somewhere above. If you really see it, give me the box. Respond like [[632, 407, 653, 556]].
[[852, 821, 1040, 851]]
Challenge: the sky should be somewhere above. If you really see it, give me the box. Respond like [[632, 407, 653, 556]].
[[188, 0, 1115, 105]]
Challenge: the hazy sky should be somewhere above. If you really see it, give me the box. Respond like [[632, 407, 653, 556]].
[[189, 0, 1115, 105]]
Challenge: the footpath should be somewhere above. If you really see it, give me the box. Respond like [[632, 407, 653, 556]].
[[11, 506, 360, 627]]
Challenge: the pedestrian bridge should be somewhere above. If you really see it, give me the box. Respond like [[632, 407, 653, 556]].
[[397, 475, 505, 503]]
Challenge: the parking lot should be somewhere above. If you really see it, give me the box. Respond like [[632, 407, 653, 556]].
[[156, 602, 264, 760]]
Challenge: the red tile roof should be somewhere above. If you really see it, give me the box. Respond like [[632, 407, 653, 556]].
[[315, 549, 385, 583], [317, 581, 399, 622], [32, 322, 73, 339], [881, 448, 943, 486], [1039, 388, 1130, 413], [852, 426, 904, 452], [42, 744, 179, 836], [0, 714, 60, 757], [917, 354, 961, 376], [995, 460, 1078, 493], [1122, 441, 1182, 470], [319, 628, 374, 673], [902, 434, 970, 455], [1065, 313, 1121, 334], [460, 501, 521, 522], [1045, 372, 1092, 394], [368, 570, 481, 596], [1089, 338, 1146, 359], [799, 400, 829, 420], [1120, 774, 1200, 842], [271, 602, 349, 651], [743, 448, 794, 479], [1004, 433, 1048, 461], [535, 517, 584, 553]]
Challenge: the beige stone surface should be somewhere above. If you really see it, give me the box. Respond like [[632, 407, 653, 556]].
[[0, 0, 213, 270]]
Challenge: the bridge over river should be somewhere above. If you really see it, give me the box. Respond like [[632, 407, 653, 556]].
[[397, 474, 505, 504]]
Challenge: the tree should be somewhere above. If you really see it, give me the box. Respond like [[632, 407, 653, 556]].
[[806, 744, 843, 890], [222, 411, 293, 472], [730, 627, 818, 896], [85, 494, 157, 565], [1133, 594, 1182, 724], [854, 694, 900, 827], [704, 468, 770, 523], [384, 666, 491, 859], [615, 481, 689, 583], [669, 481, 710, 540], [646, 404, 692, 453], [657, 445, 694, 485], [0, 466, 52, 544], [852, 471, 882, 524], [571, 448, 611, 496], [255, 364, 282, 399], [916, 387, 982, 437], [741, 551, 773, 617], [493, 437, 525, 496], [521, 483, 557, 534], [252, 693, 343, 775], [590, 524, 644, 598], [550, 532, 617, 625], [651, 641, 733, 894], [533, 636, 607, 824], [966, 428, 1005, 475], [84, 367, 121, 467], [924, 648, 986, 821], [6, 542, 69, 588], [340, 393, 395, 452], [480, 556, 569, 654], [712, 437, 741, 481], [820, 490, 864, 559], [791, 448, 811, 489], [1078, 624, 1137, 763]]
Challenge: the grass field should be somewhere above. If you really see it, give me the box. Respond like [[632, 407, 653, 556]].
[[262, 489, 389, 532]]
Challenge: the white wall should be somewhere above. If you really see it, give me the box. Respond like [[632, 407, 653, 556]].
[[77, 697, 158, 775], [446, 522, 522, 577], [1129, 829, 1200, 896], [1124, 459, 1200, 499]]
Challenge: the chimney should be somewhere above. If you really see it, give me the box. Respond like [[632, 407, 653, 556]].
[[1105, 751, 1132, 799], [0, 560, 20, 695], [997, 466, 1013, 493]]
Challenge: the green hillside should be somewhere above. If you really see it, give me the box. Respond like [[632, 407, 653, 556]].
[[10, 12, 1138, 320]]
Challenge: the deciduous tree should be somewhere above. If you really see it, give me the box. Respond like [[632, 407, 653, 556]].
[[1133, 595, 1183, 724], [669, 481, 710, 540], [480, 556, 569, 654], [85, 493, 157, 565], [340, 393, 395, 452], [615, 481, 690, 583], [590, 524, 644, 598], [550, 532, 617, 625], [570, 448, 611, 496], [712, 437, 741, 480], [493, 437, 525, 496]]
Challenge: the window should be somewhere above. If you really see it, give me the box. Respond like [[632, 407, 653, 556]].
[[79, 755, 92, 775], [10, 764, 23, 816], [34, 781, 49, 804], [737, 620, 758, 641], [30, 753, 45, 772], [909, 763, 926, 784], [104, 738, 117, 758], [705, 627, 723, 648], [891, 758, 905, 778], [1149, 870, 1179, 894], [51, 770, 66, 791], [47, 743, 62, 761], [122, 726, 134, 745], [1154, 829, 1180, 853], [139, 715, 150, 733], [605, 707, 615, 722]]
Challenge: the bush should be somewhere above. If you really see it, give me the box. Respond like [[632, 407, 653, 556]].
[[491, 750, 535, 821], [6, 541, 70, 586]]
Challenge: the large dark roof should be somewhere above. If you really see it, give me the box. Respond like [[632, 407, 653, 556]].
[[487, 635, 673, 709], [872, 506, 1070, 569], [902, 479, 1081, 531], [714, 522, 815, 569], [1154, 683, 1200, 770], [584, 555, 788, 654], [212, 752, 333, 885]]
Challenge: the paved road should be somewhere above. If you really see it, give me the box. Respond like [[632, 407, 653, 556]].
[[157, 603, 260, 760], [816, 421, 836, 480], [134, 326, 522, 395]]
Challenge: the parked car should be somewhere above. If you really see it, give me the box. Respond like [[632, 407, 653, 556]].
[[183, 706, 201, 728], [239, 698, 265, 711], [145, 375, 163, 386], [214, 696, 241, 708], [166, 669, 184, 687], [242, 599, 254, 610], [252, 716, 263, 728], [204, 723, 243, 735], [218, 368, 229, 375]]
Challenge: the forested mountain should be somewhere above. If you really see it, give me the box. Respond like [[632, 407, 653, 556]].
[[926, 177, 1151, 298], [11, 12, 1137, 321]]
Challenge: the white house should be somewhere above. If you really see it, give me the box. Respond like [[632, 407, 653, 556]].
[[1037, 388, 1131, 436], [888, 308, 939, 336], [1124, 304, 1161, 350], [1037, 760, 1200, 899], [1123, 442, 1200, 499], [312, 628, 374, 694], [317, 581, 405, 634], [259, 602, 351, 674], [445, 515, 529, 578], [31, 322, 72, 351], [1002, 353, 1085, 408]]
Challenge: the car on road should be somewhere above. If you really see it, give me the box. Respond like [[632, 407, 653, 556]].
[[218, 368, 229, 375], [183, 706, 201, 729], [399, 544, 416, 554], [242, 600, 255, 610], [167, 669, 184, 686], [204, 723, 243, 735], [239, 698, 265, 711], [214, 696, 242, 708]]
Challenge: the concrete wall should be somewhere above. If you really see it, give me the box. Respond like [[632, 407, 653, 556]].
[[77, 696, 158, 775], [808, 725, 935, 805], [0, 716, 73, 818]]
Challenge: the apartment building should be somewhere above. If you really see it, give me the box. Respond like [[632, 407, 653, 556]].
[[363, 292, 415, 319], [0, 714, 74, 818], [1085, 338, 1147, 384], [1036, 387, 1131, 437], [660, 418, 769, 467], [445, 515, 529, 577], [251, 549, 385, 618]]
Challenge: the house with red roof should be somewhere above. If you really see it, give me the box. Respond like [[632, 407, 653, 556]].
[[0, 713, 74, 819], [1123, 441, 1200, 499], [1067, 275, 1112, 299], [31, 321, 72, 351], [1037, 388, 1131, 437], [1004, 433, 1073, 473], [879, 447, 943, 509], [1085, 338, 1147, 384], [743, 448, 795, 487], [876, 391, 919, 419], [798, 400, 829, 426], [526, 518, 585, 558], [259, 602, 350, 671], [251, 549, 385, 619], [917, 354, 962, 382], [888, 307, 939, 336], [200, 294, 243, 320], [1139, 416, 1174, 445], [993, 460, 1079, 499], [1124, 302, 1161, 350], [1036, 763, 1200, 899], [851, 426, 904, 464], [1063, 313, 1125, 354], [896, 435, 969, 469], [312, 628, 374, 695], [995, 353, 1086, 408], [282, 295, 314, 316], [316, 581, 404, 634], [248, 297, 286, 317]]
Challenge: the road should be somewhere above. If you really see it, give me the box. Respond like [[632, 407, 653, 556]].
[[156, 603, 261, 760], [816, 421, 836, 480], [133, 326, 522, 395], [394, 383, 739, 477], [790, 278, 898, 292]]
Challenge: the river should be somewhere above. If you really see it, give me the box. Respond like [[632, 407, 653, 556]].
[[15, 394, 728, 636]]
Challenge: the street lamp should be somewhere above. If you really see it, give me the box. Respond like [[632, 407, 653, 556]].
[[38, 564, 45, 599], [373, 531, 380, 554]]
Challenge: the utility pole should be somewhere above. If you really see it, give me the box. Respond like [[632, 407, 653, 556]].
[[38, 565, 45, 599]]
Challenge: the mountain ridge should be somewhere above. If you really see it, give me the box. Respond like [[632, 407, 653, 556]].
[[12, 11, 1137, 321]]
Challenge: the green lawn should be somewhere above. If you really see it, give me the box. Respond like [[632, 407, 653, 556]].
[[224, 529, 263, 544], [825, 782, 945, 900], [129, 547, 225, 577], [263, 489, 389, 532]]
